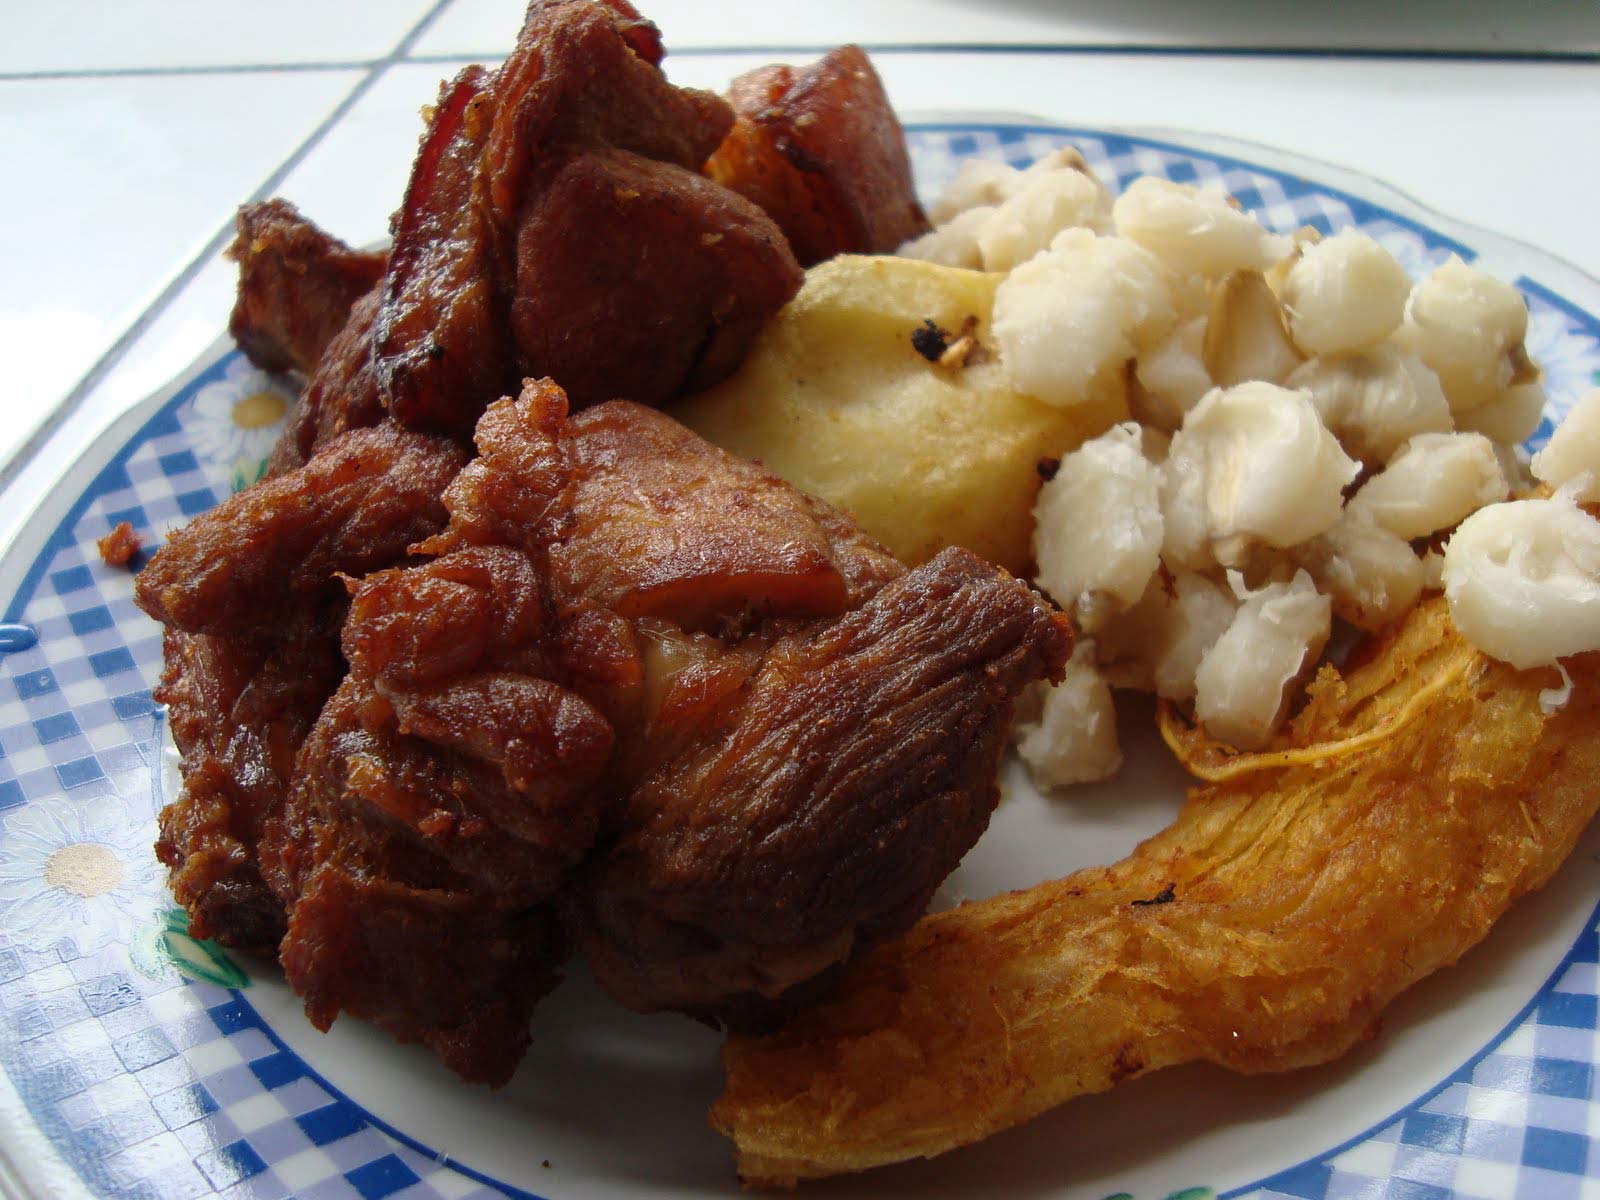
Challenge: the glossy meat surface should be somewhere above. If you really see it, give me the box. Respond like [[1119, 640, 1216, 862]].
[[574, 547, 1076, 1024], [259, 678, 574, 1083], [705, 46, 930, 266], [227, 198, 386, 377], [543, 390, 902, 626], [154, 617, 345, 955], [264, 287, 387, 477], [148, 1, 1020, 1087]]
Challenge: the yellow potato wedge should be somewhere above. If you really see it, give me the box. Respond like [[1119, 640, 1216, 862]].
[[675, 254, 1127, 574]]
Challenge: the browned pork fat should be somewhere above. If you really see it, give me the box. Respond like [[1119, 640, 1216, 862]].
[[705, 45, 931, 266]]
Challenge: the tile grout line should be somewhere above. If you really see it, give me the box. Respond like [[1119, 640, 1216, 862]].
[[2, 43, 1596, 82], [414, 43, 1600, 63], [0, 60, 378, 82], [0, 0, 459, 499]]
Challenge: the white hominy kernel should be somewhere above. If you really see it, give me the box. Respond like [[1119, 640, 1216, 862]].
[[1112, 177, 1294, 278], [897, 205, 994, 269], [1348, 432, 1508, 540], [1286, 345, 1451, 466], [1453, 380, 1547, 445], [1203, 270, 1304, 387], [1496, 441, 1536, 493], [1033, 424, 1164, 630], [1015, 641, 1124, 787], [978, 167, 1114, 272], [1134, 316, 1212, 432], [1160, 381, 1359, 568], [1263, 225, 1324, 296], [1393, 256, 1532, 413], [1281, 230, 1412, 355], [1095, 569, 1238, 701], [1420, 548, 1446, 592], [1294, 506, 1425, 631], [1443, 492, 1600, 669], [1023, 147, 1095, 178], [1532, 388, 1600, 501], [929, 158, 1022, 224], [1153, 570, 1238, 702], [992, 228, 1175, 406], [1194, 570, 1331, 750]]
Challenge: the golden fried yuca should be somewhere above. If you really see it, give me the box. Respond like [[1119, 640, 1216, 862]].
[[674, 255, 1127, 574], [713, 597, 1600, 1186]]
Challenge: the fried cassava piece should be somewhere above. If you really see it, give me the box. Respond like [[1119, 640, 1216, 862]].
[[714, 597, 1600, 1186]]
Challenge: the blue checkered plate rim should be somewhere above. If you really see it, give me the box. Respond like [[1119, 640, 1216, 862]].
[[2, 121, 1600, 1200]]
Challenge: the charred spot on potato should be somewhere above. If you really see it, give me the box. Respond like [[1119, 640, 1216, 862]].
[[912, 318, 951, 362]]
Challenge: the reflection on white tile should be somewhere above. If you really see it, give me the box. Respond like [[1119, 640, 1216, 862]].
[[411, 0, 1600, 57], [0, 69, 362, 474], [2, 0, 438, 74]]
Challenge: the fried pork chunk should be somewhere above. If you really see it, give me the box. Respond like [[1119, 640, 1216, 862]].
[[142, 0, 1031, 1087], [234, 0, 804, 479], [226, 198, 386, 378], [264, 287, 386, 477], [572, 547, 1077, 1027], [705, 45, 931, 266], [154, 623, 345, 955], [137, 423, 467, 639], [136, 425, 468, 954], [375, 0, 802, 436], [254, 380, 1068, 1079]]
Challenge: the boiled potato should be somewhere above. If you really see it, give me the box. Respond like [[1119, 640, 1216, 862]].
[[674, 255, 1127, 573]]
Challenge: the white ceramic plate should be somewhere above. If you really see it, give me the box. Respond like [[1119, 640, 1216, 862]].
[[2, 121, 1600, 1200]]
